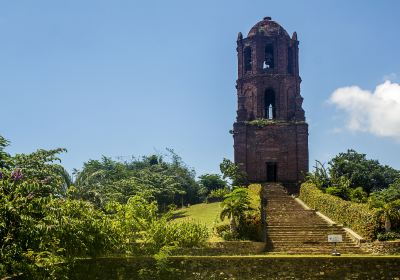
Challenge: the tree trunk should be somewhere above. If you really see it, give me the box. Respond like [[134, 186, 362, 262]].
[[229, 217, 237, 233], [385, 214, 392, 232]]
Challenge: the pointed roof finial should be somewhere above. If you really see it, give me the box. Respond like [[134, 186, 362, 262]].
[[292, 31, 298, 41]]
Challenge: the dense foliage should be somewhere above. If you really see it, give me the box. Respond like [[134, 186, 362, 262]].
[[307, 150, 400, 198], [219, 158, 247, 186], [0, 136, 209, 279], [329, 150, 400, 193], [216, 184, 262, 241], [73, 150, 204, 210], [206, 188, 231, 202], [305, 150, 400, 237], [198, 173, 227, 193]]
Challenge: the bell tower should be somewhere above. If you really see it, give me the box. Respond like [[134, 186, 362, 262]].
[[233, 17, 308, 192]]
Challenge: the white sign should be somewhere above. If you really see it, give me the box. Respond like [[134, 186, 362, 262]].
[[328, 234, 343, 243]]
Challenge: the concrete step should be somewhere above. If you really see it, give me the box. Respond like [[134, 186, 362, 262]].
[[262, 183, 367, 255]]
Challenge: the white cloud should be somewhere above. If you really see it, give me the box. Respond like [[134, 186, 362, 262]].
[[329, 81, 400, 140]]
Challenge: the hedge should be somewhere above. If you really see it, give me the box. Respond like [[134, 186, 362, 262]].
[[299, 183, 381, 240]]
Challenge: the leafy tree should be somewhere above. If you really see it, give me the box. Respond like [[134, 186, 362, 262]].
[[305, 160, 330, 190], [329, 149, 400, 193], [0, 136, 210, 279], [219, 158, 247, 186], [207, 188, 231, 202], [220, 187, 251, 233], [73, 150, 203, 209], [0, 136, 11, 169], [369, 180, 400, 232], [198, 173, 227, 194]]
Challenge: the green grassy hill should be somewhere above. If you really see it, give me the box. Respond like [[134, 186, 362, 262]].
[[173, 202, 222, 229], [173, 202, 227, 241], [172, 184, 262, 242]]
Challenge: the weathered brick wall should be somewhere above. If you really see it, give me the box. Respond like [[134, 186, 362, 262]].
[[233, 17, 308, 191], [234, 122, 308, 187]]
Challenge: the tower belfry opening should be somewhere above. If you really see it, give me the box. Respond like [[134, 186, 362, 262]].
[[233, 16, 309, 193], [264, 44, 274, 69], [264, 89, 276, 119]]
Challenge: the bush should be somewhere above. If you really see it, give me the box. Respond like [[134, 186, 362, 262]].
[[377, 232, 400, 241], [325, 186, 345, 197], [238, 184, 262, 241], [145, 219, 209, 253], [213, 223, 230, 237], [216, 184, 262, 241], [349, 187, 368, 203], [299, 182, 381, 240], [237, 212, 263, 241], [207, 188, 230, 202]]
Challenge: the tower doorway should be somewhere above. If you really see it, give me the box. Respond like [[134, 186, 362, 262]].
[[266, 162, 277, 182]]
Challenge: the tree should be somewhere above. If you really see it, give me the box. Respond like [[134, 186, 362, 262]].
[[219, 158, 247, 186], [198, 173, 227, 194], [329, 149, 400, 193], [73, 150, 203, 209], [0, 136, 11, 169], [220, 187, 251, 233], [369, 180, 400, 232], [0, 135, 210, 279]]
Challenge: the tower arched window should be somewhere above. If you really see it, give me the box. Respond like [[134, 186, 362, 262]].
[[263, 44, 274, 69], [264, 89, 276, 119], [287, 47, 293, 74], [244, 46, 252, 72]]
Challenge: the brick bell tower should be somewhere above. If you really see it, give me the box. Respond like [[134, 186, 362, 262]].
[[233, 17, 308, 192]]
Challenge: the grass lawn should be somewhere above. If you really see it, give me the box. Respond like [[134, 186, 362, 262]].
[[173, 202, 225, 230], [172, 184, 262, 242], [172, 202, 227, 241]]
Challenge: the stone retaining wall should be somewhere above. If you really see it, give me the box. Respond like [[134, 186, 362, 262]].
[[173, 241, 266, 256], [361, 241, 400, 255], [69, 256, 400, 280]]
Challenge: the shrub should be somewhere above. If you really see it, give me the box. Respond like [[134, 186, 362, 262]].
[[213, 223, 230, 237], [216, 184, 262, 241], [349, 187, 368, 203], [145, 219, 209, 253], [299, 182, 381, 240], [376, 231, 400, 241], [207, 188, 230, 203], [237, 212, 263, 241], [238, 184, 263, 241], [325, 186, 345, 197]]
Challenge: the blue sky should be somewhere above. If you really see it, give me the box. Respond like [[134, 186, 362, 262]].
[[1, 0, 400, 177]]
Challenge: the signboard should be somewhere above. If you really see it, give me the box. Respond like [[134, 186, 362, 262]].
[[328, 234, 343, 243]]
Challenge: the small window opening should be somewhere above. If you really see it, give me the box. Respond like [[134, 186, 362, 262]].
[[287, 47, 293, 74], [264, 89, 276, 119], [263, 44, 274, 69], [244, 46, 252, 72]]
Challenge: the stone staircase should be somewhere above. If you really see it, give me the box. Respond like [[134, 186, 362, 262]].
[[263, 183, 366, 254]]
